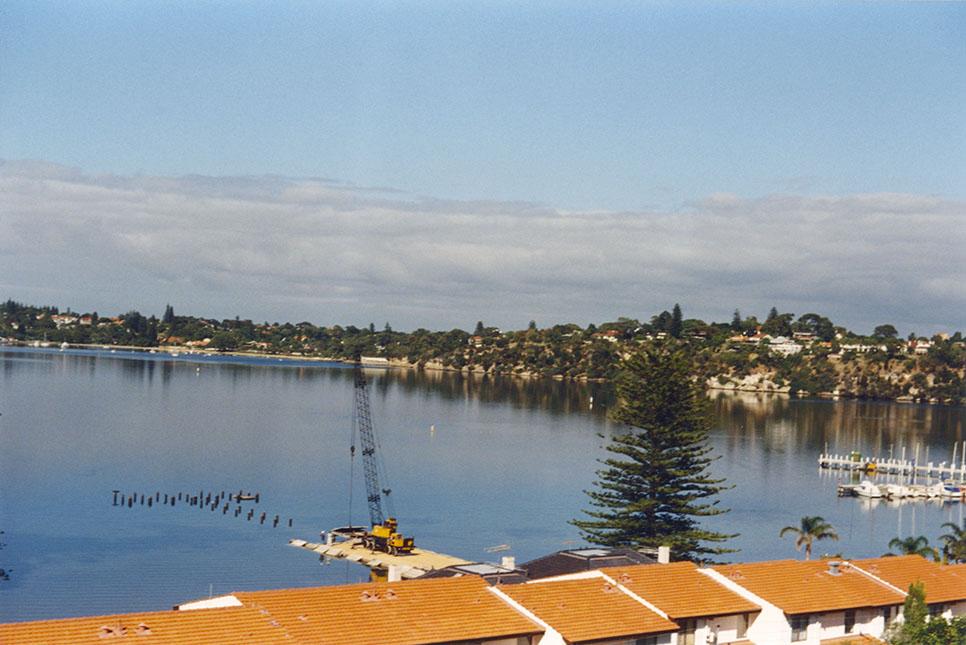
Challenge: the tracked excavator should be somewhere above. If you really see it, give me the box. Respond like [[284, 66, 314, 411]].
[[350, 356, 415, 556]]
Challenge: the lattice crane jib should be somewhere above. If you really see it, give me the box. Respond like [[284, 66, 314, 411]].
[[353, 359, 385, 527]]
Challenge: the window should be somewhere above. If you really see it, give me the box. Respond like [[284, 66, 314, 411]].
[[790, 614, 809, 642], [882, 605, 899, 626], [844, 609, 856, 633], [678, 619, 697, 645], [928, 603, 946, 619], [633, 638, 659, 645]]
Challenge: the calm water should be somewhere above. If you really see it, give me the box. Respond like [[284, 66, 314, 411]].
[[0, 347, 963, 621]]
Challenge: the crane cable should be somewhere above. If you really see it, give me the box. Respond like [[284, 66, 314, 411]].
[[348, 392, 357, 530]]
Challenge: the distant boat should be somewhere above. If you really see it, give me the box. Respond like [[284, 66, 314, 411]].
[[854, 480, 883, 498], [59, 342, 69, 350], [882, 483, 912, 499], [940, 482, 965, 499]]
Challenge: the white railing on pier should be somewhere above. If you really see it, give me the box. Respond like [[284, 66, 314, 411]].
[[818, 440, 966, 483]]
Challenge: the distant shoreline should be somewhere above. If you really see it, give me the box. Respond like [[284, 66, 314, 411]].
[[3, 340, 960, 408]]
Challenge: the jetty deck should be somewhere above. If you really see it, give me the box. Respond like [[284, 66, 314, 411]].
[[289, 538, 470, 579], [818, 444, 966, 482]]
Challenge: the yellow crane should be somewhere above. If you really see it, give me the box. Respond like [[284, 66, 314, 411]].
[[350, 356, 415, 556]]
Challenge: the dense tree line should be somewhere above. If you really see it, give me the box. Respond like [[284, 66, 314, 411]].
[[2, 299, 963, 403]]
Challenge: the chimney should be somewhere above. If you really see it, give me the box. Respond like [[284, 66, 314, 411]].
[[657, 546, 671, 564], [387, 564, 402, 582], [501, 556, 516, 570], [827, 561, 842, 576]]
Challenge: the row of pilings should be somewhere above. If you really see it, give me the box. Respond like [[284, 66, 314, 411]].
[[111, 489, 292, 528]]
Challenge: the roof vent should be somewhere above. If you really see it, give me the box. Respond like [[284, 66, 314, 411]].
[[827, 561, 842, 576], [360, 590, 378, 602], [384, 589, 397, 600], [618, 573, 632, 584], [602, 582, 616, 593], [98, 624, 127, 638], [135, 622, 152, 636]]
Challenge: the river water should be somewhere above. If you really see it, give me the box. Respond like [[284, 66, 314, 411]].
[[0, 347, 962, 621]]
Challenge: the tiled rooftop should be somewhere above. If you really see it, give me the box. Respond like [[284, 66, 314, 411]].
[[712, 559, 905, 614], [0, 606, 293, 645], [853, 555, 966, 604], [498, 576, 678, 643], [233, 574, 542, 645], [819, 635, 884, 644], [603, 562, 760, 619]]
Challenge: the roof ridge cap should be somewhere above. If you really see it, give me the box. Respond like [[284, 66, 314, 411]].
[[600, 572, 673, 621], [844, 561, 911, 597]]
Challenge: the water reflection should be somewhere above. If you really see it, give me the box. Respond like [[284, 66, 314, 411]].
[[0, 347, 963, 623]]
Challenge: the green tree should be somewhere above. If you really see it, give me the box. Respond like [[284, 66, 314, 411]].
[[652, 310, 672, 333], [887, 535, 939, 561], [762, 311, 794, 337], [883, 582, 966, 645], [888, 581, 928, 645], [162, 304, 175, 324], [670, 304, 683, 339], [796, 313, 835, 341], [731, 309, 742, 331], [873, 324, 899, 339], [779, 516, 839, 560], [209, 331, 240, 351], [939, 522, 966, 564], [572, 345, 733, 561]]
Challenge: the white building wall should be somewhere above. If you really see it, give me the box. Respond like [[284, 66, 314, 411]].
[[697, 569, 791, 644], [857, 608, 886, 637], [703, 613, 753, 644]]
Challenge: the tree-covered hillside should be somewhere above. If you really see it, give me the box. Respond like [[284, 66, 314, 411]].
[[2, 300, 963, 404]]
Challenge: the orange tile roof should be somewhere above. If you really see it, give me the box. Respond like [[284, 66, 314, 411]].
[[820, 635, 884, 644], [853, 555, 966, 604], [498, 576, 678, 643], [233, 575, 542, 645], [602, 562, 760, 619], [712, 560, 904, 615], [0, 606, 293, 644]]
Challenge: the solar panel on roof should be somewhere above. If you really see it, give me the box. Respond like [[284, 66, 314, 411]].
[[568, 548, 612, 557]]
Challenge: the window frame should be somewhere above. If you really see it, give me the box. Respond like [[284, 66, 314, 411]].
[[844, 608, 856, 633], [789, 614, 809, 642]]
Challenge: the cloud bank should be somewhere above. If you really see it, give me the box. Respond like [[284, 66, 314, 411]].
[[1, 160, 962, 335]]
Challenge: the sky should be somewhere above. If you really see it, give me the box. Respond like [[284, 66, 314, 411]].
[[0, 1, 964, 335]]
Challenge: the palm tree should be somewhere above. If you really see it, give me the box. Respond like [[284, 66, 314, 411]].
[[886, 535, 940, 561], [779, 516, 839, 560], [939, 522, 966, 564]]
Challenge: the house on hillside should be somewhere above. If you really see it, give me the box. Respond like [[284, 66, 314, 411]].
[[768, 336, 803, 356]]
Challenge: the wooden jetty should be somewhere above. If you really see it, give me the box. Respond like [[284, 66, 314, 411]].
[[818, 440, 966, 482], [289, 538, 470, 580]]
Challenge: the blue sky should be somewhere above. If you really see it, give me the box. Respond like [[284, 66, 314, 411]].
[[0, 2, 963, 332], [3, 1, 963, 210]]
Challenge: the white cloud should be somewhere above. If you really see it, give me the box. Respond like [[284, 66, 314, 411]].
[[0, 160, 962, 335]]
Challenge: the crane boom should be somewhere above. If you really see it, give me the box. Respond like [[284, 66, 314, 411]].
[[350, 356, 416, 556], [353, 359, 385, 527]]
